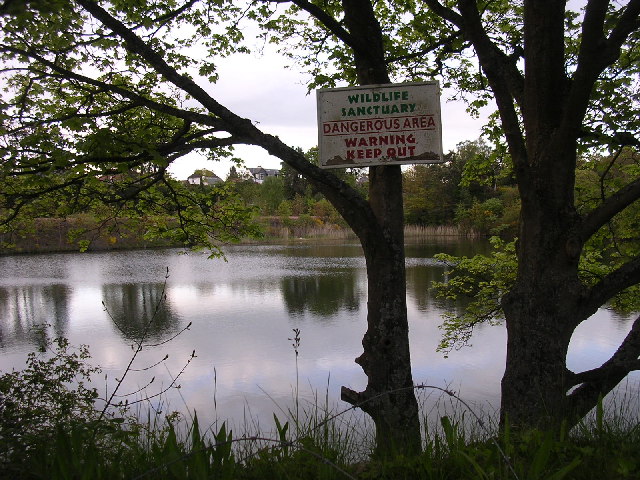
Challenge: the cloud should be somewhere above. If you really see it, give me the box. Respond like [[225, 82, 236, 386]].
[[169, 47, 491, 179]]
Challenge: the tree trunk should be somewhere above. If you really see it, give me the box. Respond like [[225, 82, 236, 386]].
[[500, 160, 584, 428], [498, 0, 583, 429], [336, 0, 422, 456], [501, 287, 577, 428], [342, 165, 422, 456]]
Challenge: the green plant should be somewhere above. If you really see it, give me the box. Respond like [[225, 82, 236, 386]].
[[0, 334, 101, 473], [0, 333, 154, 479]]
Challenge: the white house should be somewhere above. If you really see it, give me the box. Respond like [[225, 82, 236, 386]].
[[187, 173, 223, 186], [248, 166, 280, 184]]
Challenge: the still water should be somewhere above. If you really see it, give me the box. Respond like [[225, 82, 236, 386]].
[[0, 239, 638, 430]]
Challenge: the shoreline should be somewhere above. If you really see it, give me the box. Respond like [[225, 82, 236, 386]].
[[0, 216, 479, 256]]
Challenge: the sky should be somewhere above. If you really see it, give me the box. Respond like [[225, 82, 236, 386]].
[[167, 40, 491, 181]]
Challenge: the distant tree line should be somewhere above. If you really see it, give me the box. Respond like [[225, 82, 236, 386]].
[[201, 140, 637, 242], [221, 139, 516, 236]]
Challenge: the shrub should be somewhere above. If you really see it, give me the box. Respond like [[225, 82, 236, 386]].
[[0, 335, 101, 475]]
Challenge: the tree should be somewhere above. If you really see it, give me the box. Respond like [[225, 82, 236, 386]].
[[258, 175, 286, 215], [422, 0, 640, 429], [402, 138, 512, 228], [281, 148, 315, 200], [0, 0, 425, 454], [403, 161, 461, 226], [4, 0, 637, 448]]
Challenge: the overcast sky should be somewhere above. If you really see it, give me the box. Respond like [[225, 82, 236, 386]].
[[168, 43, 491, 180]]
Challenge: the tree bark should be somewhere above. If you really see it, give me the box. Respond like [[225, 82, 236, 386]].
[[342, 165, 421, 456], [338, 0, 422, 456]]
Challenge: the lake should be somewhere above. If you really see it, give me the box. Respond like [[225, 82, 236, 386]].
[[0, 239, 637, 433]]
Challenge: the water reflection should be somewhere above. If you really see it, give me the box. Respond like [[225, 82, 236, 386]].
[[102, 283, 180, 342], [406, 259, 446, 311], [0, 241, 637, 431], [0, 284, 71, 349], [281, 270, 361, 317]]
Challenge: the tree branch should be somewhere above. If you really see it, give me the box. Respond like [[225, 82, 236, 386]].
[[74, 0, 382, 244], [285, 0, 362, 54], [606, 0, 640, 56], [154, 0, 199, 25], [423, 0, 528, 176], [567, 314, 640, 418], [385, 31, 466, 65], [580, 177, 640, 241], [0, 46, 224, 129], [6, 103, 140, 135], [581, 256, 640, 315], [561, 0, 640, 139]]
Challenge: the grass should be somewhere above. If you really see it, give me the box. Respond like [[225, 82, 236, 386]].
[[3, 401, 640, 479], [1, 329, 638, 479], [404, 224, 482, 239], [255, 219, 482, 243], [2, 369, 639, 479], [0, 214, 482, 255]]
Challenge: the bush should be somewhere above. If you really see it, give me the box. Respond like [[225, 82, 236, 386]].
[[0, 335, 101, 475]]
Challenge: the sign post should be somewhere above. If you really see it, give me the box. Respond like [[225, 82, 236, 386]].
[[317, 81, 443, 169]]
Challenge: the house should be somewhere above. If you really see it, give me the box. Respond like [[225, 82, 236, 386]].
[[187, 172, 223, 186], [248, 166, 280, 184]]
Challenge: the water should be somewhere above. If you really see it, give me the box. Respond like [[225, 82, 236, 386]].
[[0, 239, 637, 431]]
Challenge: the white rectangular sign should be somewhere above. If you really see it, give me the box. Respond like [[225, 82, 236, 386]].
[[316, 81, 443, 169]]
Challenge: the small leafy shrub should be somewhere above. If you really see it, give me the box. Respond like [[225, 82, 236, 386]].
[[0, 335, 100, 476]]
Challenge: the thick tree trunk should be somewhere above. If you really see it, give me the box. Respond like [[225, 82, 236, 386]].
[[337, 0, 422, 456], [501, 286, 577, 428], [342, 165, 422, 456], [498, 0, 583, 429], [499, 165, 585, 428]]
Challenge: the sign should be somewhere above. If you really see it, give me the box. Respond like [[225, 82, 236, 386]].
[[316, 81, 443, 169]]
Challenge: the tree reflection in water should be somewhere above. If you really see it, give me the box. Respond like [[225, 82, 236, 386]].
[[101, 283, 180, 342], [280, 270, 361, 317], [0, 284, 71, 350]]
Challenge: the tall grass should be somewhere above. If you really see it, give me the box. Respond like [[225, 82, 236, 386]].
[[256, 217, 482, 242], [404, 224, 483, 239], [2, 324, 638, 479], [3, 367, 640, 478]]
